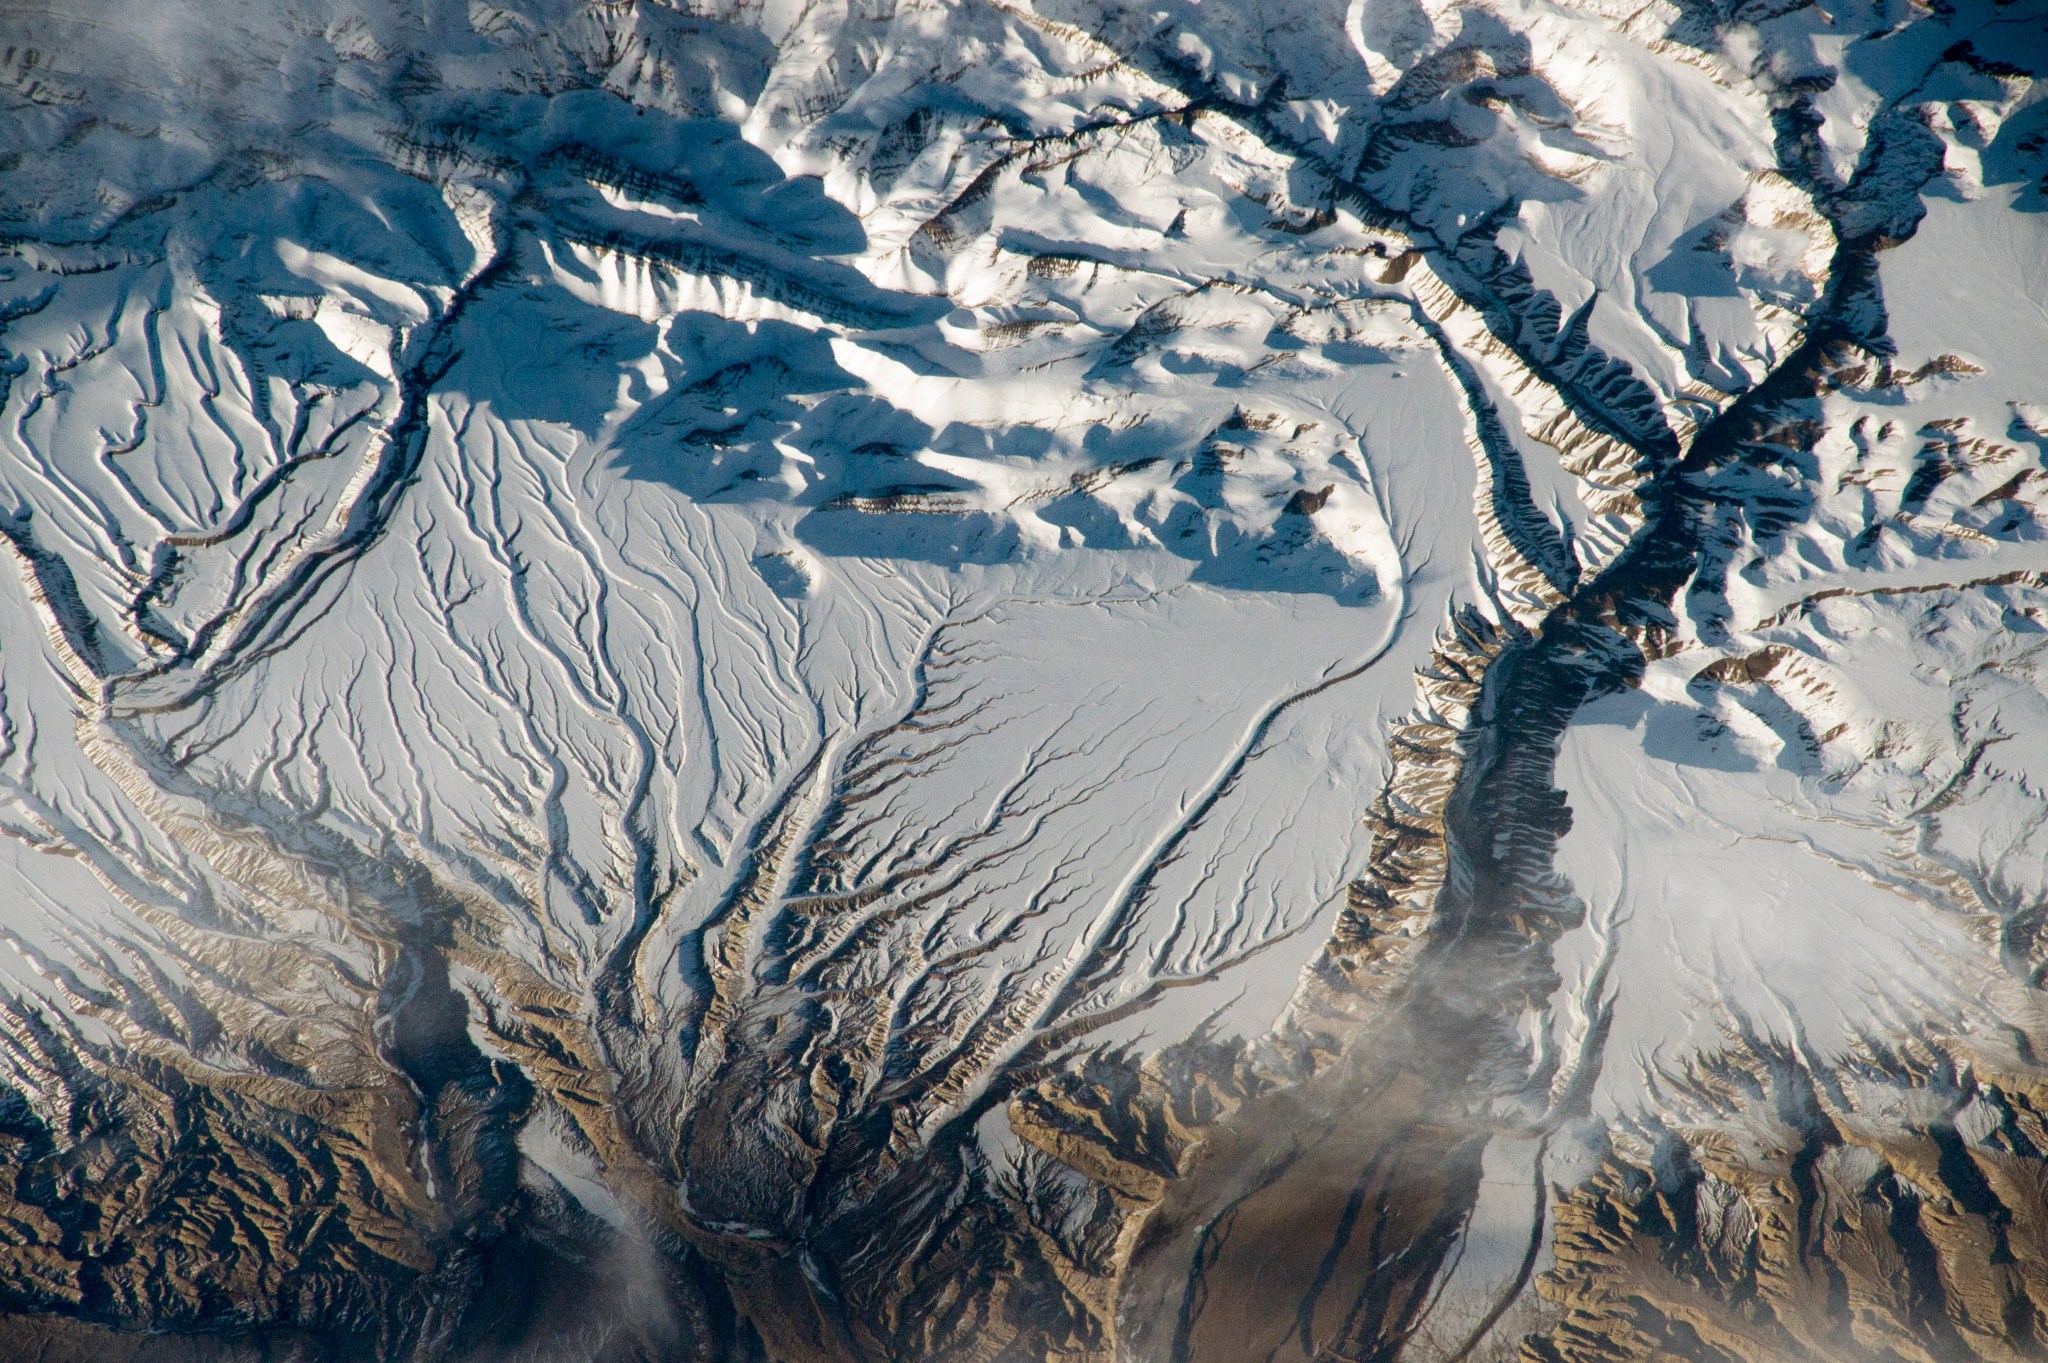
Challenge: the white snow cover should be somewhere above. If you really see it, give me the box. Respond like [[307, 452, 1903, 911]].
[[1546, 41, 2048, 1122], [0, 0, 2042, 1327]]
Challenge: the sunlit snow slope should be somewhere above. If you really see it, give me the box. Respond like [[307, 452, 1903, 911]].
[[0, 0, 2042, 1360]]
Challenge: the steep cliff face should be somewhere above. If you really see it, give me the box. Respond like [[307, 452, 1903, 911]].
[[0, 0, 2042, 1359]]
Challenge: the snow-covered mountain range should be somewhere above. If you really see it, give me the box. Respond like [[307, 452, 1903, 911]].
[[0, 0, 2043, 1358]]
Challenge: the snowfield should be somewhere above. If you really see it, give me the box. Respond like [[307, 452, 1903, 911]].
[[0, 0, 2043, 1359]]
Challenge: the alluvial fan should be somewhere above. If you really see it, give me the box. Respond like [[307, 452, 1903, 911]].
[[0, 0, 2044, 1358]]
